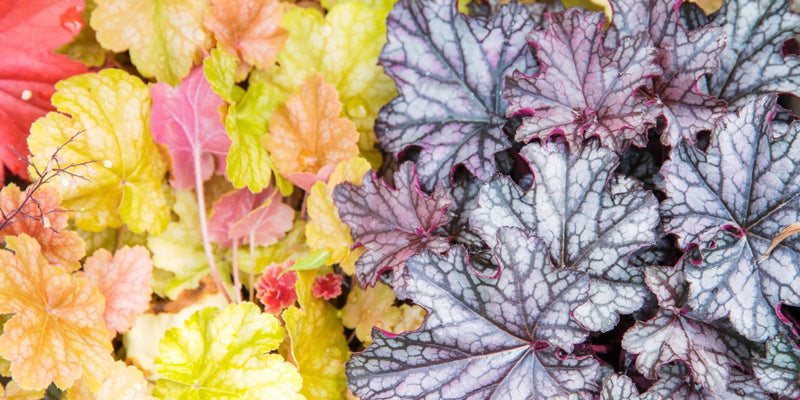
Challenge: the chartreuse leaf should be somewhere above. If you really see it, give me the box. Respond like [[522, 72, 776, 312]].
[[147, 190, 230, 300], [754, 335, 800, 397], [256, 2, 396, 167], [27, 69, 171, 234], [472, 139, 659, 332], [282, 271, 349, 399], [306, 157, 371, 274], [66, 360, 154, 400], [0, 235, 114, 391], [341, 281, 424, 346], [661, 95, 800, 341], [376, 0, 535, 189], [91, 0, 211, 85], [333, 162, 452, 289], [203, 49, 244, 103], [154, 303, 303, 399]]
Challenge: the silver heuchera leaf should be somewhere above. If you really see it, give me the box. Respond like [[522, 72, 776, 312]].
[[505, 8, 662, 152], [660, 95, 800, 341], [753, 335, 800, 397], [623, 266, 750, 394], [346, 228, 599, 399], [333, 162, 453, 288], [376, 0, 536, 190], [600, 374, 640, 400], [608, 0, 727, 146], [640, 363, 767, 399], [471, 139, 659, 332], [703, 0, 800, 107]]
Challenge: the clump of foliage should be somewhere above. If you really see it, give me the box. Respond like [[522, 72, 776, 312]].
[[1, 0, 799, 398]]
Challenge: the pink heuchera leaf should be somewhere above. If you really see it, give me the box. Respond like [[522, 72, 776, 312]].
[[207, 186, 294, 248], [256, 260, 298, 314], [150, 66, 230, 190], [333, 162, 453, 289], [83, 246, 154, 336], [504, 8, 662, 152], [608, 0, 727, 146], [312, 273, 342, 300], [0, 0, 87, 181]]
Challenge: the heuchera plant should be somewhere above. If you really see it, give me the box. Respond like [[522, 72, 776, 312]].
[[336, 0, 800, 398]]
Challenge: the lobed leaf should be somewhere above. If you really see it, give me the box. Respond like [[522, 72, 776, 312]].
[[753, 335, 800, 397], [204, 0, 287, 71]]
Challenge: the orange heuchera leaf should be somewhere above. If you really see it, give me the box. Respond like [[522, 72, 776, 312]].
[[0, 184, 85, 271], [83, 246, 154, 336], [0, 234, 113, 391], [204, 0, 287, 71], [265, 73, 359, 191]]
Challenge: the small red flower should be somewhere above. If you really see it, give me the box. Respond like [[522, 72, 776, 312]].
[[256, 261, 298, 314], [312, 273, 343, 300]]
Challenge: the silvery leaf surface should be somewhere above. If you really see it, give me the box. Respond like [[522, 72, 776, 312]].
[[660, 95, 800, 341], [346, 228, 599, 399], [471, 139, 659, 332], [753, 335, 800, 398], [505, 8, 661, 151], [376, 0, 536, 190], [640, 363, 767, 399], [600, 374, 640, 400], [333, 162, 453, 288]]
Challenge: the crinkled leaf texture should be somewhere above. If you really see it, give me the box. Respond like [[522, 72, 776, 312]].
[[376, 0, 536, 189], [599, 374, 639, 400], [27, 69, 171, 234], [333, 162, 452, 288], [754, 335, 800, 397], [608, 0, 726, 146], [347, 228, 599, 400], [341, 281, 425, 345], [208, 186, 294, 248], [91, 0, 210, 85], [0, 0, 87, 182], [505, 8, 661, 152], [204, 0, 287, 71], [639, 363, 767, 399], [471, 139, 659, 332], [154, 302, 303, 399], [622, 265, 749, 394], [660, 95, 800, 341], [697, 0, 800, 107], [151, 66, 230, 190], [0, 234, 113, 391], [83, 246, 153, 336], [0, 184, 85, 271]]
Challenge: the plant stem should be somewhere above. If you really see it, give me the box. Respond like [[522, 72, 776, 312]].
[[193, 149, 232, 303], [232, 238, 242, 303]]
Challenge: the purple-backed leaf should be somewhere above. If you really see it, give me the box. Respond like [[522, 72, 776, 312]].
[[444, 172, 485, 249], [333, 162, 453, 288], [600, 374, 640, 400], [471, 139, 659, 332], [346, 229, 599, 399], [702, 0, 800, 107], [376, 0, 536, 190], [623, 265, 750, 394], [660, 95, 800, 341], [505, 8, 661, 152], [607, 0, 727, 146], [640, 363, 767, 399], [207, 187, 294, 248], [150, 67, 231, 190], [472, 0, 563, 26], [753, 335, 800, 397]]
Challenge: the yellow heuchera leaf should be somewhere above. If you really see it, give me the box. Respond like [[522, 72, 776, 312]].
[[265, 73, 359, 191], [0, 380, 44, 400], [306, 157, 370, 275], [255, 2, 396, 166], [204, 0, 288, 71], [147, 190, 230, 300], [154, 303, 304, 399], [27, 69, 170, 234], [341, 282, 425, 346], [56, 0, 106, 67], [282, 270, 349, 399], [66, 361, 154, 400], [0, 235, 114, 391], [91, 0, 211, 85]]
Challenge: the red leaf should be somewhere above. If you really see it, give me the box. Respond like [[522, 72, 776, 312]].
[[0, 0, 88, 181], [312, 273, 342, 300], [256, 260, 298, 314], [207, 186, 294, 248]]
